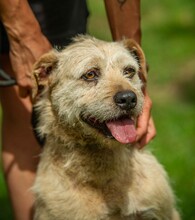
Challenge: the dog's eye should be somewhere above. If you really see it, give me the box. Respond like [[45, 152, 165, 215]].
[[82, 69, 100, 81], [123, 67, 136, 79]]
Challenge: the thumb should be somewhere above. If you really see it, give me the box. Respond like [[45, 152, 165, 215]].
[[17, 74, 33, 98], [18, 86, 31, 98]]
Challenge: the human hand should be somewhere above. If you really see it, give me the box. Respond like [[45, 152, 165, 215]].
[[136, 90, 156, 148], [0, 0, 52, 97], [9, 32, 52, 97]]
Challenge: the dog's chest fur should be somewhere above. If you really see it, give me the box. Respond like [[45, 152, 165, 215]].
[[33, 138, 174, 220]]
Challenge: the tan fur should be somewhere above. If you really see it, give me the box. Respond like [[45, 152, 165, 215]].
[[32, 36, 180, 220]]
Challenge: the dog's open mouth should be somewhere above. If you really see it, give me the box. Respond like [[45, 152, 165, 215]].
[[81, 114, 137, 144]]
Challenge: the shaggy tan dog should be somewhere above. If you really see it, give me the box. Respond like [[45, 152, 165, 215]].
[[32, 36, 180, 220]]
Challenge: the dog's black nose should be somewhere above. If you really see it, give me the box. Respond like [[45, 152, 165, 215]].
[[114, 90, 137, 110]]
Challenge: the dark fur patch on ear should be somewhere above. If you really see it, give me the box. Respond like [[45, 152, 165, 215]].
[[38, 65, 53, 79], [31, 107, 46, 147], [31, 51, 58, 102]]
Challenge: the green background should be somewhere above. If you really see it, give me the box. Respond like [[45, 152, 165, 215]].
[[0, 0, 195, 219]]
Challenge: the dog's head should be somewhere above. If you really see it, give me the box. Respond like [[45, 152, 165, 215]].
[[32, 36, 147, 146]]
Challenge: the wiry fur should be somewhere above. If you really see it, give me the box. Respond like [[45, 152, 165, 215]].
[[32, 36, 180, 220]]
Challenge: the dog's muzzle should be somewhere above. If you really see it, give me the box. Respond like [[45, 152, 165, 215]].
[[80, 90, 138, 144]]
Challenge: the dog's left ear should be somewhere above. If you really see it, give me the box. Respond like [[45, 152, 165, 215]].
[[31, 50, 58, 102], [123, 39, 147, 83]]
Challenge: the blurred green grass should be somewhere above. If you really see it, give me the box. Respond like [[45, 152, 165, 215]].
[[0, 0, 195, 219]]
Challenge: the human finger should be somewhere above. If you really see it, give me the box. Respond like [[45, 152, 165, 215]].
[[138, 117, 156, 148], [136, 94, 152, 143]]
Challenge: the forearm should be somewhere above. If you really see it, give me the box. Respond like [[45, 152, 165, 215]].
[[104, 0, 141, 44], [0, 0, 42, 41], [0, 0, 51, 93]]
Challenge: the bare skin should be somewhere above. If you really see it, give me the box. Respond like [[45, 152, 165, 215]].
[[0, 0, 51, 96], [0, 0, 155, 219], [0, 54, 41, 220]]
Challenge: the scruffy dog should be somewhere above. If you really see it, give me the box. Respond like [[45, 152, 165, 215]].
[[32, 36, 180, 220]]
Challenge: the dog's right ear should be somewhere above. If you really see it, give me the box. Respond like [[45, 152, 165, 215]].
[[31, 51, 58, 102]]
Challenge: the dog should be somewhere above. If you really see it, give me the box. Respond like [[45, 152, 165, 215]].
[[31, 35, 180, 220]]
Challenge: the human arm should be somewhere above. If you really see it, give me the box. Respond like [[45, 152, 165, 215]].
[[104, 0, 156, 147], [0, 0, 51, 96], [104, 0, 141, 43]]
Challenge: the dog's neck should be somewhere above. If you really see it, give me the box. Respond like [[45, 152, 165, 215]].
[[43, 134, 135, 188]]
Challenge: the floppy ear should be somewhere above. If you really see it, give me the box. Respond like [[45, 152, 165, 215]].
[[123, 39, 147, 83], [31, 50, 58, 102]]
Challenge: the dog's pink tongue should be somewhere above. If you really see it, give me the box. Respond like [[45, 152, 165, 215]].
[[106, 118, 136, 144]]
